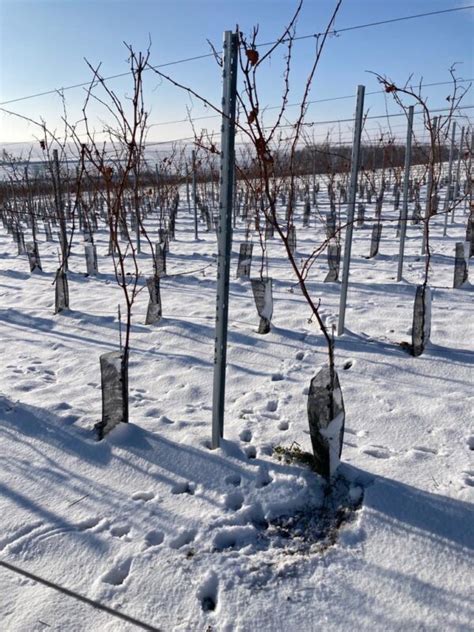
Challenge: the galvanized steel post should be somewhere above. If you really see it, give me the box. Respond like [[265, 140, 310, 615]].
[[452, 125, 465, 222], [469, 130, 474, 211], [443, 121, 456, 236], [422, 116, 438, 255], [53, 148, 68, 271], [192, 149, 198, 240], [211, 30, 238, 448], [337, 85, 365, 336], [397, 106, 414, 282]]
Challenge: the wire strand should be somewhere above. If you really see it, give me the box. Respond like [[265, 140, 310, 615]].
[[0, 559, 161, 631], [0, 5, 472, 107]]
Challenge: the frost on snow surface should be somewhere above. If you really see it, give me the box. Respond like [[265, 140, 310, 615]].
[[0, 179, 473, 632]]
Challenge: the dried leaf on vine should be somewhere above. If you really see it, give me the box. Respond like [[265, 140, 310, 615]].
[[246, 49, 259, 66], [102, 166, 113, 180], [247, 108, 258, 125], [256, 137, 273, 164], [256, 137, 266, 156], [384, 83, 397, 93]]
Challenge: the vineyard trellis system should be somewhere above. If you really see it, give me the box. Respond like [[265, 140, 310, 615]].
[[0, 9, 473, 480]]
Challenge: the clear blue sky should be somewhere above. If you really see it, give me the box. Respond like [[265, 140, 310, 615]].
[[0, 0, 473, 149]]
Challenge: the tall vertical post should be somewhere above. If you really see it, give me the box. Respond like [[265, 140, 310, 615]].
[[337, 85, 365, 336], [422, 116, 438, 255], [24, 165, 37, 247], [232, 166, 238, 229], [468, 130, 474, 211], [397, 105, 414, 282], [185, 160, 191, 215], [53, 148, 68, 271], [192, 149, 198, 239], [443, 121, 456, 236], [211, 31, 238, 449], [452, 125, 465, 221]]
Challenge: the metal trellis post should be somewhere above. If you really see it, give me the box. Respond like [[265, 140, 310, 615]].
[[53, 148, 68, 271], [452, 125, 465, 222], [337, 85, 365, 336], [211, 30, 238, 449], [422, 116, 438, 255], [397, 105, 414, 282], [192, 149, 198, 240], [443, 121, 456, 236]]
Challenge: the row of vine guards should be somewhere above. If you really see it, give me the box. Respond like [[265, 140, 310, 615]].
[[19, 35, 466, 474]]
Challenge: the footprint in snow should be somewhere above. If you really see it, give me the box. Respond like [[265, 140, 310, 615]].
[[143, 407, 161, 418], [169, 529, 196, 549], [266, 399, 278, 412], [278, 420, 289, 431], [360, 446, 392, 459], [344, 439, 358, 448], [158, 415, 174, 424], [239, 408, 254, 418], [271, 373, 284, 382], [54, 402, 73, 412], [224, 474, 241, 487], [101, 557, 132, 586], [132, 491, 155, 502], [224, 491, 244, 511], [197, 571, 219, 613], [244, 445, 257, 460], [171, 481, 195, 495], [110, 523, 131, 538], [239, 429, 252, 443], [467, 436, 474, 451], [144, 530, 164, 547], [212, 525, 257, 551]]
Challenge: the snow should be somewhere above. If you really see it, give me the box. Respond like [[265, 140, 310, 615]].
[[0, 177, 473, 631]]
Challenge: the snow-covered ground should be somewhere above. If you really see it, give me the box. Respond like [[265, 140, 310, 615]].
[[0, 180, 473, 631]]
